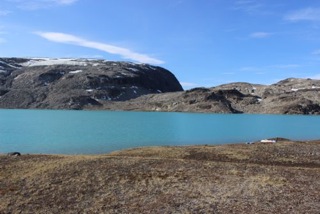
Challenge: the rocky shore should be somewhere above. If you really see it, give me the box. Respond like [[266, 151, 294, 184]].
[[1, 140, 320, 213]]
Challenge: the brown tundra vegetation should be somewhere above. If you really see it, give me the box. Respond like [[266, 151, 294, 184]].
[[1, 140, 320, 213]]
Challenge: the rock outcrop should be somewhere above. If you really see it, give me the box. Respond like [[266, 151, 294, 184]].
[[122, 78, 320, 115], [0, 58, 183, 109], [100, 78, 320, 115]]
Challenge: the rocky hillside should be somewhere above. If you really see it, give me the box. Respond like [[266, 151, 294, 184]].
[[1, 57, 320, 114], [99, 78, 320, 115], [0, 57, 183, 109]]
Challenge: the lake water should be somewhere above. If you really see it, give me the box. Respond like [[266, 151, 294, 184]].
[[0, 109, 320, 154]]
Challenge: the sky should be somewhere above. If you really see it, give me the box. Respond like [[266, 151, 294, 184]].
[[1, 0, 320, 89]]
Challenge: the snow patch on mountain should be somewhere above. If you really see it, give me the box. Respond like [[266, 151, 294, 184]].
[[69, 70, 83, 74], [20, 58, 89, 67]]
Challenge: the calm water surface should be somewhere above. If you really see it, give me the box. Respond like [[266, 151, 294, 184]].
[[0, 109, 320, 154]]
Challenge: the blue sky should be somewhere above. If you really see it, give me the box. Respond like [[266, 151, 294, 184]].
[[1, 0, 320, 88]]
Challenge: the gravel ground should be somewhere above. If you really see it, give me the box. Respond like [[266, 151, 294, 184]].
[[1, 140, 319, 213]]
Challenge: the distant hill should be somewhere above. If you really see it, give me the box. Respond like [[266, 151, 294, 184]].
[[125, 78, 320, 114], [1, 57, 320, 114]]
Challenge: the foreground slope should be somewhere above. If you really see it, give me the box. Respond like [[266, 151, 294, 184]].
[[1, 140, 320, 213]]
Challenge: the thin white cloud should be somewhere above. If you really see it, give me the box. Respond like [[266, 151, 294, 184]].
[[240, 64, 300, 73], [35, 32, 164, 64], [284, 7, 320, 22], [240, 66, 260, 72], [233, 0, 264, 15], [0, 10, 11, 16], [7, 0, 78, 10], [250, 32, 273, 38], [222, 72, 235, 75], [269, 64, 300, 69], [55, 0, 78, 5]]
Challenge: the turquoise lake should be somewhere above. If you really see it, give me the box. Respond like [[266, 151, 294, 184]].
[[0, 109, 320, 154]]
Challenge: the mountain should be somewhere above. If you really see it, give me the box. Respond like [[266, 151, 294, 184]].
[[1, 57, 320, 114], [0, 57, 183, 109], [121, 78, 320, 114]]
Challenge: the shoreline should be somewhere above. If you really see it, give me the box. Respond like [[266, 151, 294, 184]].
[[2, 138, 319, 156]]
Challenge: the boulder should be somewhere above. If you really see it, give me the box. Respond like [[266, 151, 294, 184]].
[[7, 152, 21, 156]]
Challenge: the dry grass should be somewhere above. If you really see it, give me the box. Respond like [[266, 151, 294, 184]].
[[1, 140, 320, 213]]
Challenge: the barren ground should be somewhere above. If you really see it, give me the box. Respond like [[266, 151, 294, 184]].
[[1, 140, 320, 213]]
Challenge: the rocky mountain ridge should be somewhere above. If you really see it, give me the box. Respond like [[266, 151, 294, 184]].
[[103, 78, 320, 114], [0, 57, 183, 109], [1, 57, 320, 114]]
